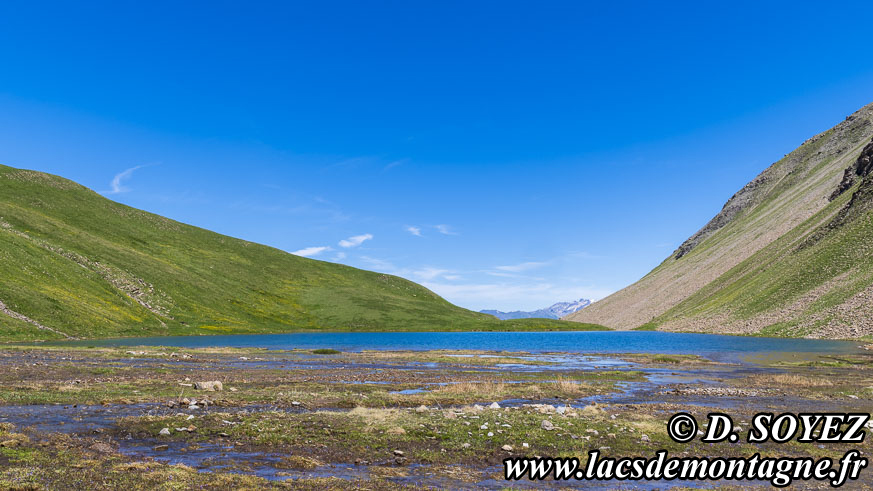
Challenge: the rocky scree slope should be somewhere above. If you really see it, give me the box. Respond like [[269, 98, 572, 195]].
[[568, 101, 873, 338]]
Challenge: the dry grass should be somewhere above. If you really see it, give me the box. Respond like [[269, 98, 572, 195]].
[[553, 375, 588, 394], [434, 380, 506, 396], [751, 373, 834, 387]]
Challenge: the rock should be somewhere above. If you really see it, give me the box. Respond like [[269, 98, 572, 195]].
[[522, 442, 529, 448], [502, 445, 513, 451], [153, 444, 169, 451], [461, 443, 471, 449], [479, 424, 488, 430], [165, 400, 177, 408], [159, 428, 171, 436], [0, 440, 19, 448], [489, 402, 501, 409], [393, 449, 405, 456], [239, 356, 249, 360], [194, 381, 223, 391], [415, 405, 428, 413], [291, 401, 301, 406], [218, 432, 230, 438], [181, 398, 190, 405], [186, 415, 195, 421], [472, 404, 484, 412], [641, 434, 650, 443], [487, 432, 494, 437], [541, 420, 555, 431], [229, 387, 238, 392], [849, 395, 859, 399], [538, 405, 556, 414], [188, 404, 199, 410], [187, 425, 196, 432]]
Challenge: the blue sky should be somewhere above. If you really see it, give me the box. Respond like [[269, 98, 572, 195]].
[[1, 1, 872, 311]]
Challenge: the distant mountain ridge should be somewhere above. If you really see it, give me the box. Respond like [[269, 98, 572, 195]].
[[481, 298, 591, 320]]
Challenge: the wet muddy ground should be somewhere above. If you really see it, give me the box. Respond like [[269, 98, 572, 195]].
[[1, 345, 872, 489]]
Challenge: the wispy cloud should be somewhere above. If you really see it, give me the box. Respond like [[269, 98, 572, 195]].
[[495, 261, 549, 273], [106, 165, 146, 194], [359, 256, 395, 271], [411, 267, 452, 281], [334, 251, 347, 260], [405, 226, 423, 237], [435, 224, 458, 235], [382, 159, 408, 172], [292, 246, 330, 257], [338, 233, 373, 248]]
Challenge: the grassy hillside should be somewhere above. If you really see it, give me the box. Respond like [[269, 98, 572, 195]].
[[568, 101, 873, 338], [0, 165, 605, 341]]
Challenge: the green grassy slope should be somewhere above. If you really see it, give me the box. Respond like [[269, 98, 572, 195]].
[[0, 165, 605, 341], [569, 101, 873, 338]]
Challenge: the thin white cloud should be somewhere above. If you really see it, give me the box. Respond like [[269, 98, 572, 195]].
[[435, 224, 458, 235], [411, 267, 452, 281], [338, 233, 373, 248], [334, 252, 347, 260], [292, 246, 330, 257], [405, 226, 423, 237], [495, 261, 549, 273], [359, 255, 395, 271], [107, 165, 145, 194]]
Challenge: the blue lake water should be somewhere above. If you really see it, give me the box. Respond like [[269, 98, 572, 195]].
[[61, 331, 861, 362]]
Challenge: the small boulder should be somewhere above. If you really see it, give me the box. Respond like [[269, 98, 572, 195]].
[[159, 428, 171, 436], [194, 381, 223, 392], [393, 449, 405, 456], [541, 420, 555, 431], [153, 444, 169, 451], [641, 434, 650, 443], [501, 444, 513, 452], [489, 402, 501, 410], [415, 405, 428, 413]]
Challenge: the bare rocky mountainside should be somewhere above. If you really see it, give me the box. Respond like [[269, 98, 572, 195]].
[[567, 101, 873, 339]]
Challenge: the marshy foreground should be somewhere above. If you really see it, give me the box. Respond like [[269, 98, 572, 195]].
[[0, 345, 872, 489]]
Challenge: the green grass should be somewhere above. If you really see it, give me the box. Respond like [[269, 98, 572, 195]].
[[0, 165, 607, 341]]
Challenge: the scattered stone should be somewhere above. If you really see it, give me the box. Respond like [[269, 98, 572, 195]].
[[523, 442, 529, 448], [415, 405, 429, 413], [541, 420, 555, 431], [556, 406, 566, 415], [461, 443, 471, 449], [188, 404, 200, 410], [472, 404, 484, 412], [159, 428, 171, 436], [479, 424, 488, 430], [393, 449, 405, 456], [502, 444, 513, 452], [291, 401, 301, 406], [487, 432, 494, 437], [218, 432, 230, 438], [186, 415, 195, 421], [489, 402, 501, 409], [641, 434, 650, 443], [229, 387, 238, 392], [0, 440, 20, 448], [153, 444, 169, 451]]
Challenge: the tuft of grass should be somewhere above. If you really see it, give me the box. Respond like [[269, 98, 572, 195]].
[[311, 349, 341, 355]]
